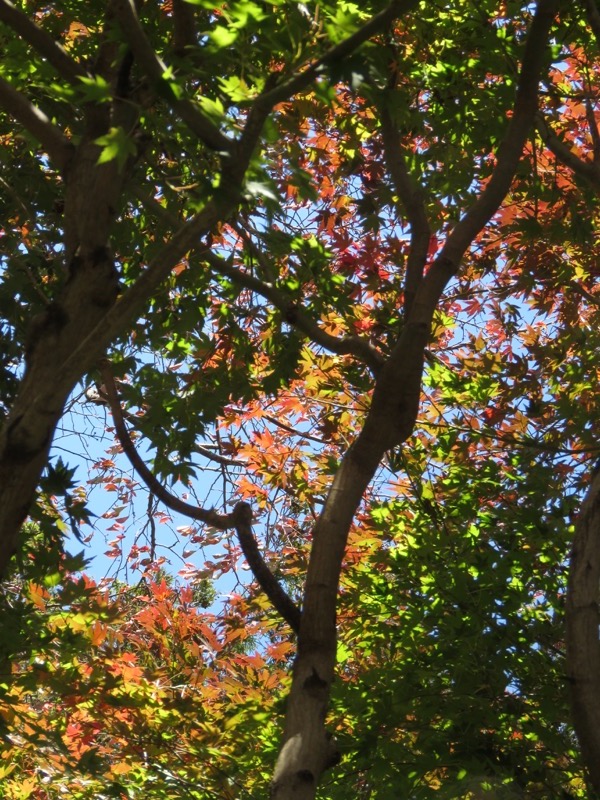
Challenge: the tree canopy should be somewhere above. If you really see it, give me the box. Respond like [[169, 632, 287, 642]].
[[2, 0, 600, 797]]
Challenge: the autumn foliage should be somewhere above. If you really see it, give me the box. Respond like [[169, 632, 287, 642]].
[[2, 0, 600, 797]]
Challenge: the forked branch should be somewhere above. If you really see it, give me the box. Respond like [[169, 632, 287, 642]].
[[410, 0, 559, 326]]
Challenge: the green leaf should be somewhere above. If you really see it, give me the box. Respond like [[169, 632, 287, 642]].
[[94, 126, 136, 171], [210, 25, 239, 48]]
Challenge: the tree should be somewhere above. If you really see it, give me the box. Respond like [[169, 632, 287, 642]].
[[3, 0, 600, 797]]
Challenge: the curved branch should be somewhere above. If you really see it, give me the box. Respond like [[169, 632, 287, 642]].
[[202, 249, 385, 374], [112, 0, 232, 152], [0, 0, 87, 84], [87, 384, 246, 467], [0, 76, 73, 170], [125, 199, 378, 375], [99, 360, 301, 632], [536, 111, 600, 193], [410, 0, 559, 327], [247, 0, 419, 117]]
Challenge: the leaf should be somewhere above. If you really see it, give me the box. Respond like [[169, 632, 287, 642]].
[[95, 127, 137, 171]]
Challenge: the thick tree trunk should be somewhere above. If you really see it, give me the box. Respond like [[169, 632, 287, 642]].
[[566, 470, 600, 794], [0, 141, 123, 570], [270, 323, 428, 798]]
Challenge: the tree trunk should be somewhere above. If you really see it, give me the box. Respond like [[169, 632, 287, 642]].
[[566, 469, 600, 795]]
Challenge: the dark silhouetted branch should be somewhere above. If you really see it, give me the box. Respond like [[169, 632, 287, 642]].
[[0, 0, 87, 84], [249, 0, 420, 115], [112, 0, 232, 152], [202, 248, 385, 374], [99, 360, 300, 632], [537, 111, 600, 192], [0, 76, 73, 170]]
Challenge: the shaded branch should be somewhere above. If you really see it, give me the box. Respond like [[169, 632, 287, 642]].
[[0, 76, 73, 170], [567, 469, 600, 794], [570, 280, 600, 307], [379, 102, 430, 317], [60, 202, 221, 388], [112, 0, 232, 152], [123, 194, 382, 376], [134, 186, 184, 226], [582, 0, 600, 47], [172, 0, 197, 54], [585, 93, 600, 162], [202, 248, 385, 374], [536, 111, 600, 192], [0, 0, 86, 84], [248, 0, 419, 116], [409, 0, 559, 326], [99, 360, 301, 632], [236, 0, 419, 175]]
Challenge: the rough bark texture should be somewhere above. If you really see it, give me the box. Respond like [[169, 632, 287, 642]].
[[0, 138, 123, 570], [566, 471, 600, 794]]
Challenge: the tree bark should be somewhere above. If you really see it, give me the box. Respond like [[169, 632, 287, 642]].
[[270, 2, 559, 794], [0, 139, 123, 569], [566, 469, 600, 794]]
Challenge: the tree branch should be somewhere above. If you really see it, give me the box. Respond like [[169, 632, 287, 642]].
[[172, 0, 197, 54], [582, 0, 600, 47], [112, 0, 232, 152], [87, 383, 246, 467], [237, 0, 419, 173], [585, 93, 600, 162], [201, 248, 385, 374], [271, 4, 559, 794], [0, 76, 73, 170], [194, 443, 246, 468], [128, 198, 374, 377], [404, 0, 558, 328], [249, 0, 419, 115], [536, 111, 600, 192], [0, 0, 87, 84], [99, 360, 301, 633], [379, 102, 431, 317]]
